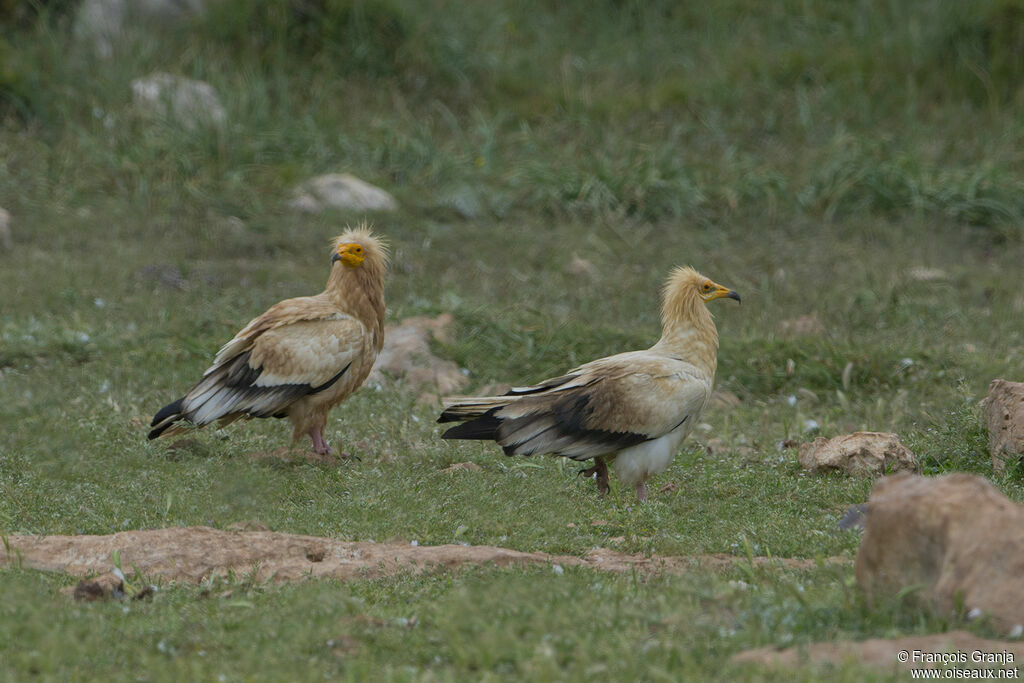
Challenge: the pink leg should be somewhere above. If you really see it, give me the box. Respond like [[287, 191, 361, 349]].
[[308, 427, 332, 456], [635, 481, 648, 503]]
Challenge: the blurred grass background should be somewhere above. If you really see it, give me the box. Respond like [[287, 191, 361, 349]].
[[2, 0, 1023, 679]]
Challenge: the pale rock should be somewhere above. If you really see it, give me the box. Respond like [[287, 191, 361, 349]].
[[565, 255, 596, 278], [368, 314, 468, 395], [907, 266, 949, 282], [442, 462, 482, 474], [856, 473, 1024, 630], [983, 379, 1024, 474], [131, 72, 226, 130], [798, 431, 918, 477], [289, 173, 398, 213]]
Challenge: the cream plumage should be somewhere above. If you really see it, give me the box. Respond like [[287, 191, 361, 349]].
[[149, 226, 388, 456], [438, 267, 739, 501]]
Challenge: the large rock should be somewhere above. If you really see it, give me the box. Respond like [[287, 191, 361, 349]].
[[983, 379, 1024, 474], [131, 72, 226, 130], [367, 314, 468, 399], [289, 174, 398, 213], [798, 432, 918, 477], [856, 473, 1024, 631]]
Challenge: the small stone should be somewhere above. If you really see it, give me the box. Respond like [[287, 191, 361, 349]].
[[798, 432, 918, 477], [837, 504, 868, 531], [778, 315, 826, 337], [442, 462, 482, 473], [565, 255, 596, 278], [658, 481, 681, 494], [907, 266, 949, 282], [72, 573, 124, 601]]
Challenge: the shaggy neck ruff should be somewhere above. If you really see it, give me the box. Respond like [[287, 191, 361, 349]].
[[325, 229, 388, 351], [326, 263, 386, 350], [651, 268, 719, 378]]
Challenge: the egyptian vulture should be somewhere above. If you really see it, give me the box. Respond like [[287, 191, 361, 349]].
[[438, 267, 739, 501], [149, 227, 388, 456]]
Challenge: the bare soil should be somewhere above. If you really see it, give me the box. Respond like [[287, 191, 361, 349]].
[[0, 526, 849, 584]]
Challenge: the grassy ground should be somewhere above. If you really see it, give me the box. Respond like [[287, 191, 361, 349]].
[[2, 0, 1024, 679]]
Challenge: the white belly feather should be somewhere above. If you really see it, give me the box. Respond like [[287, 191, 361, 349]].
[[611, 423, 693, 487]]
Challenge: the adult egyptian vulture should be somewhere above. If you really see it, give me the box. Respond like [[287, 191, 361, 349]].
[[149, 226, 388, 457], [438, 267, 739, 501]]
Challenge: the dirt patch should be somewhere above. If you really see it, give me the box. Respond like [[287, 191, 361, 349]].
[[0, 527, 849, 584], [733, 631, 1024, 671]]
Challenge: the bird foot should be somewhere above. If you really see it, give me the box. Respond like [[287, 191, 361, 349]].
[[577, 458, 610, 498], [635, 481, 648, 503]]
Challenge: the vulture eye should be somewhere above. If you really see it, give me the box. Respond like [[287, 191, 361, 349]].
[[702, 282, 712, 292]]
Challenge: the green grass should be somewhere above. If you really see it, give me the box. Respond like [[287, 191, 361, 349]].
[[2, 0, 1024, 679]]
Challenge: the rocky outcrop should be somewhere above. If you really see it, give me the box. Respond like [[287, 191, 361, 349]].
[[856, 473, 1024, 631], [798, 432, 919, 477]]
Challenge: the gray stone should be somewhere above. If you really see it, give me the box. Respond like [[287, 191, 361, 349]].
[[289, 174, 398, 213], [131, 72, 226, 130]]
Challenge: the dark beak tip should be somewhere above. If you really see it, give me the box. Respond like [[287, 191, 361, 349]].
[[727, 290, 741, 303], [331, 253, 341, 264]]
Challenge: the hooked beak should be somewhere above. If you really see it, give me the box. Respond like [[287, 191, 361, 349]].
[[331, 253, 341, 264], [727, 290, 741, 304]]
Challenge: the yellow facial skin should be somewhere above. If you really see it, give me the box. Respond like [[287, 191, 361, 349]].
[[332, 243, 366, 267], [699, 279, 742, 304]]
